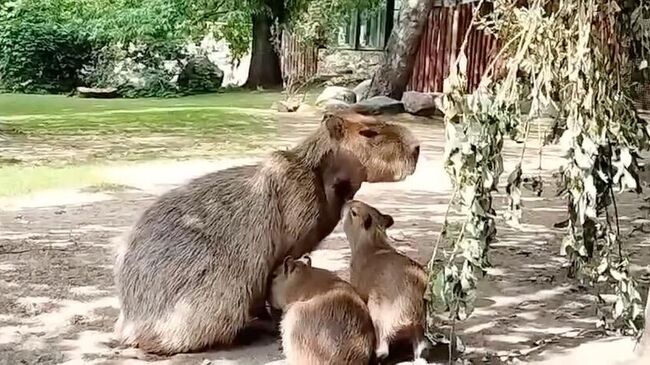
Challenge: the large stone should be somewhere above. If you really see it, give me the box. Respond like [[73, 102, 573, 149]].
[[322, 99, 351, 113], [76, 86, 120, 99], [353, 79, 372, 102], [177, 56, 224, 92], [401, 91, 441, 116], [352, 96, 405, 115], [273, 100, 300, 113], [315, 86, 357, 106], [297, 103, 319, 113]]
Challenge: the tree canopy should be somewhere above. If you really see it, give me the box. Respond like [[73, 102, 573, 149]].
[[0, 0, 381, 93]]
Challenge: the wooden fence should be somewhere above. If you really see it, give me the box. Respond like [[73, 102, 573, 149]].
[[280, 1, 499, 94], [280, 32, 319, 90], [407, 2, 499, 93]]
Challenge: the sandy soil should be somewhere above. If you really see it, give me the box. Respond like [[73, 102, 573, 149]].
[[1, 111, 649, 365]]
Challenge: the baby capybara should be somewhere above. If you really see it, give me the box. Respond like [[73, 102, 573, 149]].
[[343, 200, 429, 364], [269, 255, 376, 365]]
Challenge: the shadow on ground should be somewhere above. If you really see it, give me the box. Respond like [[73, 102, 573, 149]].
[[1, 111, 648, 365]]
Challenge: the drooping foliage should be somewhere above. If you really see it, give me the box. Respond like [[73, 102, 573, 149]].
[[427, 0, 650, 341]]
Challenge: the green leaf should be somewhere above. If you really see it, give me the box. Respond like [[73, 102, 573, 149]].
[[597, 257, 608, 274], [610, 269, 624, 281], [614, 298, 625, 319]]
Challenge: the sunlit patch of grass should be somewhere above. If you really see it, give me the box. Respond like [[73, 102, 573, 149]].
[[0, 91, 284, 166], [0, 90, 282, 116], [4, 109, 275, 136], [0, 165, 106, 197]]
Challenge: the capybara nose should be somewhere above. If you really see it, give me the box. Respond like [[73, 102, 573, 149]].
[[412, 145, 420, 162]]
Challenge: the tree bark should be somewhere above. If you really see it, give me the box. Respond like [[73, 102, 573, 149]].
[[366, 0, 435, 100], [245, 9, 283, 89]]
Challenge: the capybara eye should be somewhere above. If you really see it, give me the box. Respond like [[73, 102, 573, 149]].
[[359, 129, 379, 138]]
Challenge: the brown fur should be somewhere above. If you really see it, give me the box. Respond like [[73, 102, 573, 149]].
[[269, 256, 376, 365], [114, 112, 419, 354], [343, 200, 429, 363]]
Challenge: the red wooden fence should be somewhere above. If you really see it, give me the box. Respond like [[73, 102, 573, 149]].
[[407, 2, 499, 93]]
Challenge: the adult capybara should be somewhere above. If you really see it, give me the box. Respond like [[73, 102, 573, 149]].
[[343, 200, 429, 364], [114, 111, 420, 354], [269, 255, 376, 365]]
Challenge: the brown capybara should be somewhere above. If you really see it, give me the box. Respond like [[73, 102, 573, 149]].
[[114, 111, 420, 354], [269, 255, 376, 365], [343, 200, 429, 364]]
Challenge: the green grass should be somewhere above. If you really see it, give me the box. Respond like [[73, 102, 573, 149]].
[[0, 91, 281, 136], [0, 90, 286, 197], [0, 90, 282, 116], [0, 164, 105, 197]]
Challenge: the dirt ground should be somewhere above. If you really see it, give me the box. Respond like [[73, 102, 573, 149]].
[[1, 110, 649, 365]]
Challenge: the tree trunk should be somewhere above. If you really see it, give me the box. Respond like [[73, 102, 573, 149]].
[[366, 0, 435, 100], [245, 10, 283, 89]]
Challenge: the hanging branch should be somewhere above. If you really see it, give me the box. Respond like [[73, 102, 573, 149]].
[[428, 0, 650, 341]]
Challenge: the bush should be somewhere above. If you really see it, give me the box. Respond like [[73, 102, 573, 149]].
[[0, 0, 232, 97], [0, 2, 99, 93]]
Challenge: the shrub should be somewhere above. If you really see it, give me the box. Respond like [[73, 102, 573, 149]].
[[0, 2, 99, 93]]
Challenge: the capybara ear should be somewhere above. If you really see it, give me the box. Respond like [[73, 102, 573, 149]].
[[382, 213, 394, 229], [299, 254, 312, 267], [323, 113, 346, 140], [282, 256, 296, 275]]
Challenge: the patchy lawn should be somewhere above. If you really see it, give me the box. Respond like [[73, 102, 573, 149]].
[[0, 91, 284, 169], [0, 90, 282, 116], [0, 165, 105, 198], [0, 91, 290, 195]]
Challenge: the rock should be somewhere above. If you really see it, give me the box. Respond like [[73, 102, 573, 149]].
[[401, 91, 442, 116], [352, 96, 404, 115], [177, 56, 224, 92], [76, 86, 120, 99], [274, 100, 300, 112], [297, 103, 319, 113], [322, 99, 351, 113], [353, 79, 372, 101], [433, 92, 445, 113], [315, 86, 356, 106]]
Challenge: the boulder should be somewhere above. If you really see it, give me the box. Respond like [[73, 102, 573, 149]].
[[273, 100, 300, 113], [315, 86, 357, 106], [76, 86, 120, 99], [352, 96, 404, 115], [433, 92, 445, 113], [177, 56, 224, 92], [297, 103, 319, 113], [322, 99, 351, 113], [401, 91, 442, 116], [353, 79, 372, 102]]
